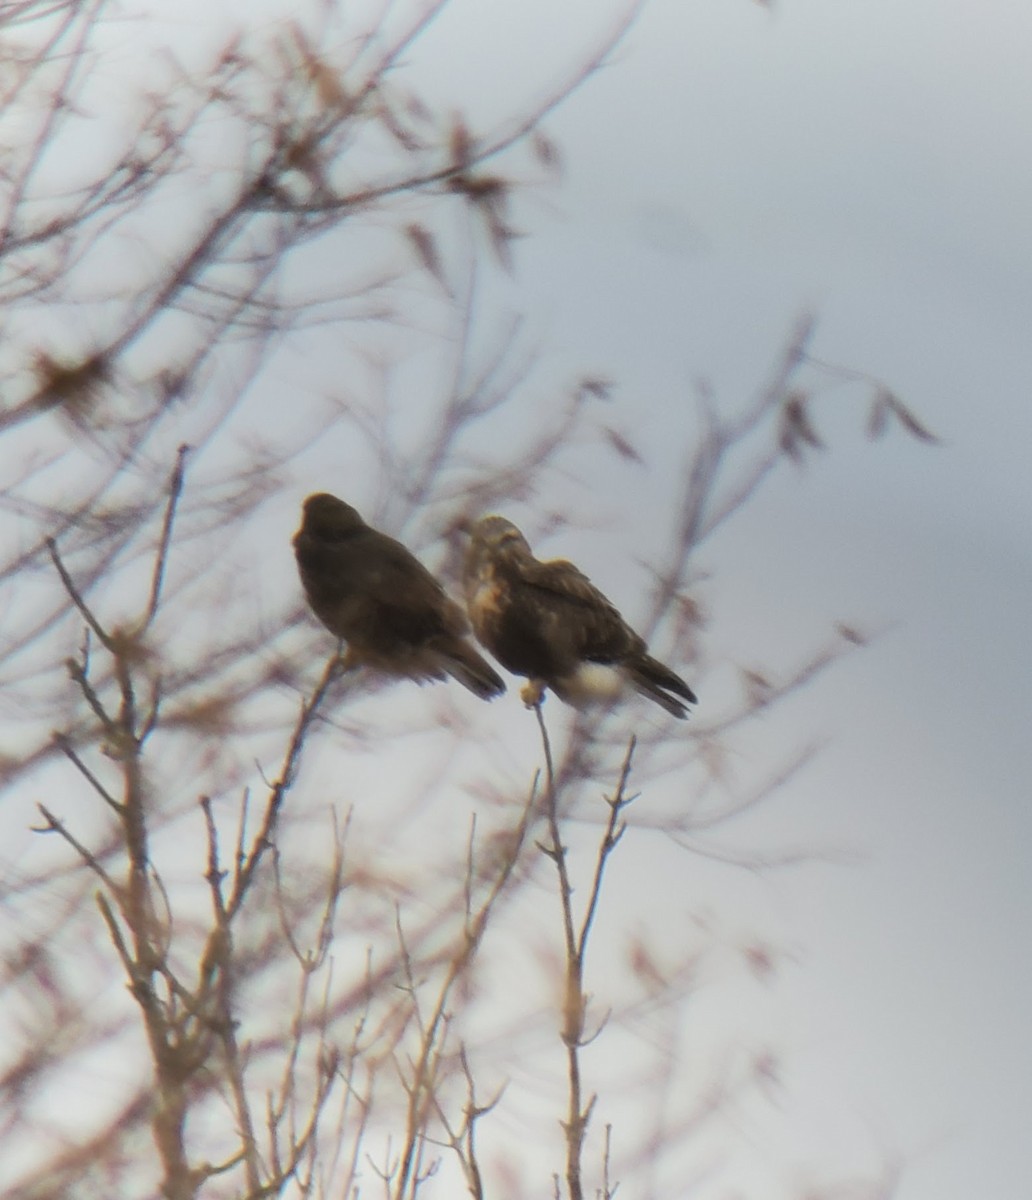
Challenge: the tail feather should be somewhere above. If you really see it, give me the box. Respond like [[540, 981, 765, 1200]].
[[442, 640, 506, 700], [629, 654, 697, 719]]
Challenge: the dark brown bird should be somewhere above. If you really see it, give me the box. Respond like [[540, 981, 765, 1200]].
[[464, 515, 696, 718], [294, 494, 505, 700]]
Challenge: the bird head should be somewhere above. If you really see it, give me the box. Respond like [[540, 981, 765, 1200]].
[[468, 515, 532, 553], [300, 493, 366, 539], [464, 516, 533, 586]]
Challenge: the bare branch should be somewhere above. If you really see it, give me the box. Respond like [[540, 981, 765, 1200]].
[[50, 731, 122, 813], [46, 537, 112, 649], [228, 653, 342, 918], [143, 444, 190, 629], [33, 803, 120, 894]]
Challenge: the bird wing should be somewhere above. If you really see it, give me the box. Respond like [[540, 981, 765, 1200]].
[[355, 531, 469, 636], [518, 556, 641, 661], [520, 556, 596, 601], [298, 523, 469, 646]]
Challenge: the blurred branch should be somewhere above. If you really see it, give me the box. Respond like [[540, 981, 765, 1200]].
[[143, 444, 189, 630], [536, 707, 638, 1200], [391, 783, 537, 1200], [228, 653, 342, 917], [0, 3, 928, 1196]]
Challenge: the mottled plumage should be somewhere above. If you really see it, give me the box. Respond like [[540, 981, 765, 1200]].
[[294, 494, 504, 700], [464, 515, 697, 718]]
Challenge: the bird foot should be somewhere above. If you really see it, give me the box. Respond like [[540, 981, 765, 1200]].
[[520, 679, 546, 709]]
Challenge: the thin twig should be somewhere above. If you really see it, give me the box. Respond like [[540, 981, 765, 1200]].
[[535, 706, 586, 1200], [198, 796, 263, 1194], [51, 731, 122, 813], [34, 803, 120, 894], [577, 736, 636, 960], [65, 656, 117, 735], [393, 775, 537, 1200], [46, 536, 112, 649], [95, 890, 138, 981], [534, 713, 639, 1200], [143, 444, 189, 629], [228, 653, 342, 918]]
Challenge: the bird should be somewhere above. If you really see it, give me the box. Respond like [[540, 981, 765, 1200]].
[[463, 515, 697, 718], [293, 493, 505, 700]]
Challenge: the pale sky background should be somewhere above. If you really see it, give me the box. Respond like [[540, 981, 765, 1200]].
[[405, 1, 1032, 1196], [5, 1, 1031, 1196]]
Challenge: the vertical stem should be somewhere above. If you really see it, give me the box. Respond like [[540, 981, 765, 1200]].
[[535, 707, 586, 1200]]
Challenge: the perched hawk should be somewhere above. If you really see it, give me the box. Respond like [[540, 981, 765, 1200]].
[[464, 516, 697, 718], [294, 493, 505, 700]]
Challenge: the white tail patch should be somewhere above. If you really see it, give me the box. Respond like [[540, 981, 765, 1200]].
[[557, 662, 626, 706]]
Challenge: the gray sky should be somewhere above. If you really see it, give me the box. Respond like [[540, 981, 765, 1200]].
[[412, 0, 1032, 1195], [6, 1, 1030, 1195]]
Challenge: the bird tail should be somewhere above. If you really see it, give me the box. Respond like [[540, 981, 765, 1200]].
[[442, 641, 506, 700], [628, 654, 697, 719]]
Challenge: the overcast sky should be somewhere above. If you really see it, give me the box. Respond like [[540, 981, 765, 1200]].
[[407, 1, 1032, 1196], [7, 1, 1030, 1195]]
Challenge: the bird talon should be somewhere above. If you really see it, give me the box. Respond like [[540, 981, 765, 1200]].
[[520, 680, 545, 709]]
